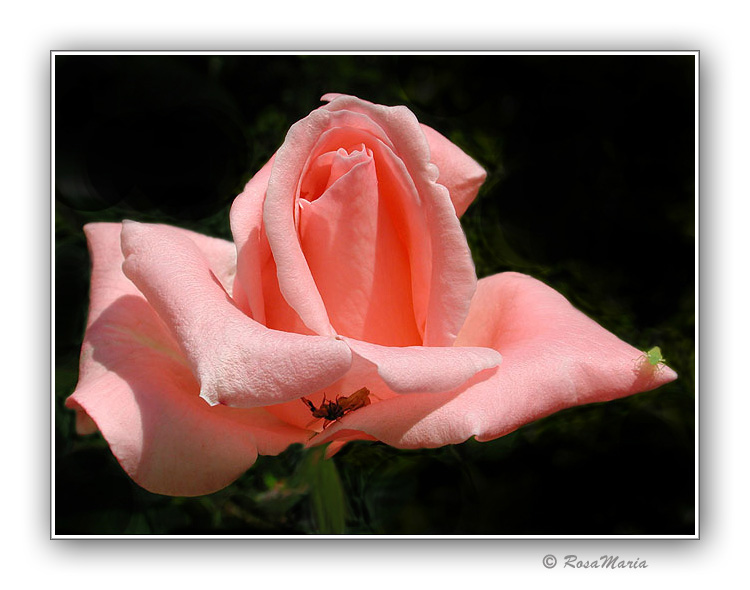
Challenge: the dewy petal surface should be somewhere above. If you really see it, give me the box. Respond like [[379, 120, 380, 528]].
[[66, 223, 311, 496], [312, 272, 677, 449], [120, 221, 352, 408]]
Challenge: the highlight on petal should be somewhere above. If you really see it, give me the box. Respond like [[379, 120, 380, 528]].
[[312, 272, 677, 449], [120, 220, 352, 408], [66, 223, 310, 496]]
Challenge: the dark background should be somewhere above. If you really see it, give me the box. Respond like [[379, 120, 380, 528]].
[[55, 54, 695, 535]]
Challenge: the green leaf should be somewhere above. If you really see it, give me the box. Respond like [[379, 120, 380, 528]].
[[298, 446, 346, 534]]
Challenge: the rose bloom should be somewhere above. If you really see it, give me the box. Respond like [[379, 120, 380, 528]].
[[66, 94, 677, 496]]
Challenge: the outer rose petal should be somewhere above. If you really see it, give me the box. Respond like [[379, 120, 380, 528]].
[[322, 95, 487, 217], [66, 223, 311, 496], [231, 157, 314, 336], [120, 221, 352, 408], [340, 336, 501, 394], [312, 272, 677, 448], [419, 123, 487, 218], [230, 155, 275, 323]]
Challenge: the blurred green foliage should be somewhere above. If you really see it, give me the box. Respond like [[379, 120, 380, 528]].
[[55, 54, 695, 535]]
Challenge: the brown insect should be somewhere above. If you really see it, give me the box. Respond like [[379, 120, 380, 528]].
[[301, 387, 372, 429]]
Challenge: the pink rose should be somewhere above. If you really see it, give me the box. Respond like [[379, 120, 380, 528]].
[[66, 94, 677, 496]]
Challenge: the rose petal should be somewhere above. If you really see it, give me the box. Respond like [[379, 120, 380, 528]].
[[301, 126, 435, 342], [340, 336, 501, 394], [67, 305, 310, 496], [263, 106, 409, 336], [321, 95, 489, 219], [312, 272, 677, 448], [362, 134, 433, 341], [73, 223, 235, 381], [231, 157, 314, 336], [300, 151, 422, 346], [419, 123, 487, 218], [321, 94, 477, 346], [230, 156, 275, 323], [66, 223, 310, 496], [120, 221, 352, 408], [67, 343, 254, 498], [262, 110, 366, 336]]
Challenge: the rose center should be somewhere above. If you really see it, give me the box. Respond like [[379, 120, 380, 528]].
[[299, 144, 372, 203]]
